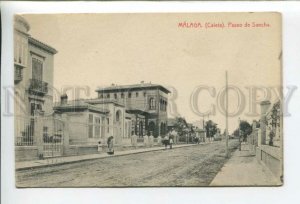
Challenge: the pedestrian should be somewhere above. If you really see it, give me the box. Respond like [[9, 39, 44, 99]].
[[170, 128, 177, 144], [169, 135, 174, 149], [107, 136, 114, 155], [164, 134, 169, 149], [97, 141, 102, 153]]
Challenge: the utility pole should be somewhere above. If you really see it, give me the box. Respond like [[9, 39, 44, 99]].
[[225, 71, 229, 158], [238, 117, 241, 151]]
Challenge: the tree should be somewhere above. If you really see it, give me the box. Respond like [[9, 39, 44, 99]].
[[233, 128, 240, 138], [205, 120, 218, 138], [173, 117, 188, 136], [239, 120, 252, 141]]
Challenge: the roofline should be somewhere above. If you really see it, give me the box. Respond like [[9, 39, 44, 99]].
[[126, 109, 149, 116], [96, 85, 170, 94], [29, 37, 58, 54], [84, 98, 125, 107], [53, 104, 109, 114]]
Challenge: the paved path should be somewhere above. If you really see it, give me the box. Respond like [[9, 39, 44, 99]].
[[16, 140, 239, 187], [210, 144, 282, 186]]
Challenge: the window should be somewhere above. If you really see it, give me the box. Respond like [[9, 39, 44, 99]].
[[136, 92, 139, 97], [43, 126, 48, 141], [106, 118, 110, 133], [114, 93, 117, 99], [107, 93, 110, 99], [15, 64, 23, 81], [14, 35, 28, 67], [143, 92, 146, 97], [30, 103, 42, 116], [149, 98, 156, 110], [116, 110, 121, 122], [99, 93, 103, 99], [164, 101, 167, 111], [88, 114, 93, 138], [95, 117, 100, 138], [128, 92, 132, 98], [121, 93, 124, 98], [32, 58, 43, 81]]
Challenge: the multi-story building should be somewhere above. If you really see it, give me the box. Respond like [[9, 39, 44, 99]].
[[14, 15, 57, 145], [96, 82, 170, 137], [53, 82, 170, 146]]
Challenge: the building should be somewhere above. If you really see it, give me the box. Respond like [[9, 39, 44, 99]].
[[53, 82, 170, 147], [96, 82, 170, 137], [167, 118, 177, 132], [14, 15, 57, 146]]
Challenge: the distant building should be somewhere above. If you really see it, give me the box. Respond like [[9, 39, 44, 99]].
[[96, 82, 170, 137], [192, 119, 205, 129], [167, 118, 177, 132]]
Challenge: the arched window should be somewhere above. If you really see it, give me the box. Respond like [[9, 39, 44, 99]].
[[149, 98, 156, 110], [116, 110, 121, 122]]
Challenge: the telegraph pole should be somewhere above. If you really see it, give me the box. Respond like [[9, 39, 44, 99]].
[[225, 71, 229, 158]]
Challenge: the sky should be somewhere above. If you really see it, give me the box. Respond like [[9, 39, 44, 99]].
[[22, 13, 282, 133]]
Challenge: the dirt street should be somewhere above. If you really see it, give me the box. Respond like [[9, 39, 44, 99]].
[[16, 140, 239, 187]]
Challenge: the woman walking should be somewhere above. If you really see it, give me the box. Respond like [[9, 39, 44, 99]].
[[107, 136, 114, 155]]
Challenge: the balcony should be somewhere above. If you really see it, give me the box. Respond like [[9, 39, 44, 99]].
[[14, 65, 23, 83], [29, 79, 48, 95]]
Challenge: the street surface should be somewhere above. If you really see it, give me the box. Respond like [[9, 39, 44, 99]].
[[16, 140, 239, 187]]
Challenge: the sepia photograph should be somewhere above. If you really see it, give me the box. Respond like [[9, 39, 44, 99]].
[[12, 12, 283, 187]]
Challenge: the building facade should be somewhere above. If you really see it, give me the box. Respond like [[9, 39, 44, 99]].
[[14, 15, 57, 145], [96, 82, 170, 137]]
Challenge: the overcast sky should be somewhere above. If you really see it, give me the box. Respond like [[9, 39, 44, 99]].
[[22, 13, 281, 132]]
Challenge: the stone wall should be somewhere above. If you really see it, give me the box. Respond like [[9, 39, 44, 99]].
[[15, 146, 38, 161], [256, 145, 282, 178], [253, 100, 283, 180]]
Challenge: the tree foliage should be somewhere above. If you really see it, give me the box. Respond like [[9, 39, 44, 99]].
[[173, 117, 188, 136], [205, 120, 218, 138], [239, 120, 252, 141], [233, 129, 240, 138]]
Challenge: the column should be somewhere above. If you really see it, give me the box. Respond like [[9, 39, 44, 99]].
[[33, 111, 44, 159], [260, 101, 271, 145], [62, 114, 69, 156]]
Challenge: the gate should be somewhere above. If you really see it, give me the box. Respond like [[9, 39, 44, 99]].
[[15, 115, 35, 146], [42, 115, 64, 158]]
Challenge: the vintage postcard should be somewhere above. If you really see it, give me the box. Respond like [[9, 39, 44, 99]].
[[13, 12, 282, 187]]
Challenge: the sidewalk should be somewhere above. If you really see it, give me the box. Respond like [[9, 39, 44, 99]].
[[16, 143, 196, 171], [210, 145, 282, 186]]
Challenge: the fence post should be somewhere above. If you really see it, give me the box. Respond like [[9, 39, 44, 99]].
[[34, 111, 44, 159], [62, 114, 70, 156]]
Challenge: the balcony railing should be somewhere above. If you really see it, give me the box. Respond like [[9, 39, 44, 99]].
[[14, 65, 23, 83], [29, 79, 48, 95]]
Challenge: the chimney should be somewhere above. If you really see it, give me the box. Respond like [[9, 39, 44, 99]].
[[61, 93, 68, 105]]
